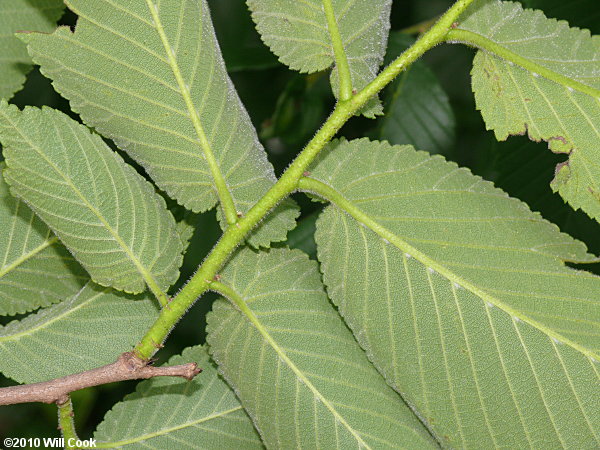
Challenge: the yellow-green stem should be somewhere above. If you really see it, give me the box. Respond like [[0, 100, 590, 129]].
[[58, 397, 80, 449], [134, 0, 477, 360], [322, 0, 353, 101]]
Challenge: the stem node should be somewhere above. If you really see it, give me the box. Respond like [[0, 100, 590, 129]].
[[131, 0, 478, 361]]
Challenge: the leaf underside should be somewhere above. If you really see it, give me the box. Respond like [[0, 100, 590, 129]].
[[457, 0, 600, 223], [521, 0, 600, 34], [247, 0, 392, 117], [309, 138, 600, 448], [0, 282, 158, 384], [21, 0, 298, 248], [0, 103, 183, 295], [207, 247, 436, 449], [491, 137, 600, 255], [0, 165, 88, 315], [0, 0, 64, 100], [94, 345, 262, 449]]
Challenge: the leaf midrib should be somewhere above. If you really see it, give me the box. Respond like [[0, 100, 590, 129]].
[[446, 28, 600, 99], [142, 0, 238, 226], [299, 176, 599, 362], [0, 283, 106, 341], [322, 0, 353, 100], [217, 282, 373, 449], [93, 406, 248, 448], [0, 235, 58, 279]]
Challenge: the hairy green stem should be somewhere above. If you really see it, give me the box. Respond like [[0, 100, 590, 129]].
[[446, 29, 600, 99], [58, 397, 79, 449], [134, 104, 353, 359], [354, 0, 474, 107], [322, 0, 353, 101], [134, 0, 477, 360]]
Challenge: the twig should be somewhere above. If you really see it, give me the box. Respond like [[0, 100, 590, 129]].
[[133, 0, 477, 361], [0, 352, 201, 406]]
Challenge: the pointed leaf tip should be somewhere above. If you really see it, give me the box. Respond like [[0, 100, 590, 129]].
[[0, 103, 183, 296]]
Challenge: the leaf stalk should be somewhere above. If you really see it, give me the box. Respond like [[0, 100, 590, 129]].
[[133, 0, 478, 361], [446, 28, 600, 98], [322, 0, 353, 101], [58, 397, 79, 450]]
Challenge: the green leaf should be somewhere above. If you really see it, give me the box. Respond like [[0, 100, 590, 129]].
[[520, 0, 600, 34], [0, 0, 64, 100], [166, 197, 200, 252], [21, 0, 299, 248], [0, 103, 183, 298], [378, 33, 455, 154], [247, 0, 392, 117], [488, 136, 600, 255], [285, 208, 320, 259], [449, 0, 600, 222], [307, 139, 600, 448], [208, 0, 278, 72], [94, 345, 262, 449], [0, 164, 88, 315], [207, 247, 436, 449], [0, 282, 158, 384], [175, 212, 199, 252]]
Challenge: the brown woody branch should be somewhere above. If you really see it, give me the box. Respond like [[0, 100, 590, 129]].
[[0, 352, 201, 406]]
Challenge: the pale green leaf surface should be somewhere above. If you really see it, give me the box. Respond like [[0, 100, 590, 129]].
[[0, 103, 183, 295], [452, 0, 600, 222], [208, 0, 278, 72], [165, 199, 199, 252], [286, 208, 320, 259], [0, 282, 158, 384], [309, 139, 600, 448], [176, 217, 196, 251], [0, 165, 88, 315], [247, 0, 392, 117], [207, 247, 436, 449], [175, 212, 199, 251], [489, 136, 600, 255], [94, 345, 262, 449], [0, 0, 64, 100], [21, 0, 298, 248], [521, 0, 600, 34]]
